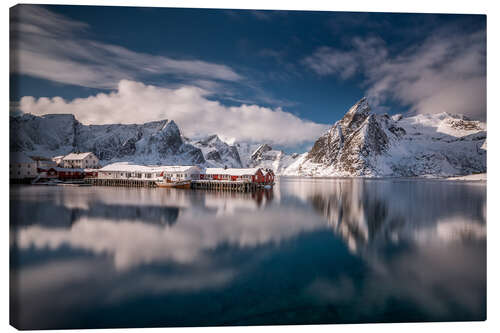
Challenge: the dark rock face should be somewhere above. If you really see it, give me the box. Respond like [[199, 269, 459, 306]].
[[206, 150, 223, 164], [119, 137, 138, 157], [251, 144, 272, 160], [448, 119, 483, 131], [155, 121, 184, 156], [306, 97, 390, 175], [248, 144, 273, 167]]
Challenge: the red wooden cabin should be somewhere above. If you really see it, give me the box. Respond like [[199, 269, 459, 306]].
[[38, 167, 85, 180]]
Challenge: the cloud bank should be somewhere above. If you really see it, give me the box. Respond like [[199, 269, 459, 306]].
[[304, 30, 486, 120], [10, 5, 242, 89], [19, 80, 329, 146]]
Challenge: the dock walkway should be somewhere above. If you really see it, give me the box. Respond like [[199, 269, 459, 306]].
[[84, 178, 266, 192], [191, 180, 259, 192]]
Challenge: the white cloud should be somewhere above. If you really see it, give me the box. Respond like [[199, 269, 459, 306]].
[[303, 46, 359, 79], [10, 5, 242, 88], [304, 30, 486, 120], [17, 202, 324, 270], [18, 80, 329, 146]]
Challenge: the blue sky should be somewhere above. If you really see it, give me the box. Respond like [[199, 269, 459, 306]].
[[10, 5, 486, 151]]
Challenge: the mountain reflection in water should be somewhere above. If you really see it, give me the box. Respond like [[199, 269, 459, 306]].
[[10, 178, 486, 329]]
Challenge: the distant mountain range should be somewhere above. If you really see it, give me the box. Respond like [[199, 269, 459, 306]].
[[10, 98, 486, 177]]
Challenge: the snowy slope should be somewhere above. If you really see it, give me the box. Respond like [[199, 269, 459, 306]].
[[283, 98, 486, 177]]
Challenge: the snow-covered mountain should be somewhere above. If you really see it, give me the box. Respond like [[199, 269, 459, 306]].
[[283, 98, 486, 177], [10, 113, 293, 170], [247, 144, 299, 174], [187, 134, 243, 168], [10, 97, 486, 177], [10, 113, 206, 166]]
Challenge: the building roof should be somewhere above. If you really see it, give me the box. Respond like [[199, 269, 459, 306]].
[[63, 152, 95, 160], [205, 167, 261, 176], [10, 152, 35, 164], [100, 163, 199, 173]]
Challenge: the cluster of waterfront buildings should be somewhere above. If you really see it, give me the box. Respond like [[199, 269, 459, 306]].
[[10, 151, 275, 186]]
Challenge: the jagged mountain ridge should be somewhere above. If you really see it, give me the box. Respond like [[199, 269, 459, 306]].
[[187, 134, 243, 168], [10, 113, 291, 170], [283, 98, 486, 177], [10, 113, 206, 166]]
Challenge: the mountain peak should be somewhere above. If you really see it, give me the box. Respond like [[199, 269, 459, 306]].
[[346, 97, 370, 116], [161, 120, 180, 134], [250, 143, 273, 161], [338, 97, 372, 130]]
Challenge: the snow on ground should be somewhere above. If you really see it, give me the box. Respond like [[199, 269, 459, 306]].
[[447, 173, 486, 181]]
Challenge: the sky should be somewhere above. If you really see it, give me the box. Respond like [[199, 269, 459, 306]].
[[10, 4, 486, 151]]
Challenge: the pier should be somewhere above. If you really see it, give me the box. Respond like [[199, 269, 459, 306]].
[[84, 178, 262, 192], [84, 178, 265, 192], [191, 180, 260, 192], [85, 178, 157, 188]]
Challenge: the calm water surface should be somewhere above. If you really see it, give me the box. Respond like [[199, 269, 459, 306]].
[[10, 178, 486, 329]]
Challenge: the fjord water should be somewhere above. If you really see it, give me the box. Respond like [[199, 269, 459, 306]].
[[10, 178, 486, 329]]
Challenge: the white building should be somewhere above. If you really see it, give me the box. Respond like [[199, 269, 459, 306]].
[[161, 166, 201, 182], [98, 163, 201, 181], [10, 152, 38, 180], [62, 152, 99, 169]]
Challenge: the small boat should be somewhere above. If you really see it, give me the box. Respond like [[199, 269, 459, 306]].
[[156, 180, 191, 189]]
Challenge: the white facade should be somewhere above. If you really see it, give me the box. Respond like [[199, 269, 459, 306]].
[[162, 166, 201, 182], [10, 153, 38, 179], [98, 163, 201, 181], [62, 152, 99, 169]]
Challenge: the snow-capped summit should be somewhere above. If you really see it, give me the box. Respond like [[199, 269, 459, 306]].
[[189, 134, 243, 168], [343, 97, 370, 120], [283, 98, 486, 177]]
